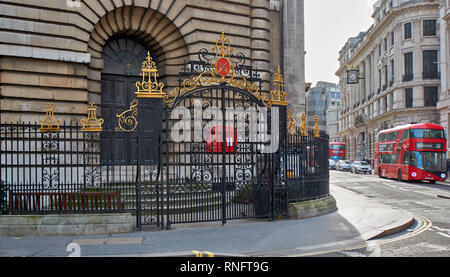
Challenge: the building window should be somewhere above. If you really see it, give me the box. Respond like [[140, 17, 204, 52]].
[[378, 44, 382, 56], [423, 50, 439, 79], [378, 69, 382, 92], [384, 38, 388, 51], [391, 31, 395, 46], [404, 22, 412, 39], [423, 20, 437, 36], [404, 52, 413, 81], [424, 86, 439, 107], [390, 59, 395, 86], [384, 65, 388, 90], [405, 88, 413, 108]]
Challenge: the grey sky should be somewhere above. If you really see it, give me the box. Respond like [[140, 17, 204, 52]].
[[305, 0, 377, 86]]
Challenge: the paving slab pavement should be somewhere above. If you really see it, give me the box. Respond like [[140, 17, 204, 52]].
[[330, 185, 414, 241], [0, 184, 415, 257]]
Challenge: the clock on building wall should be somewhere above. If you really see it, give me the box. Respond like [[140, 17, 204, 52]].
[[347, 70, 360, 84]]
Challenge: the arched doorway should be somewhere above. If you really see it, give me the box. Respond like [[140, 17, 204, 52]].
[[100, 36, 162, 165]]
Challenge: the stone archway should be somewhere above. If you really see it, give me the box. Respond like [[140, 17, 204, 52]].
[[85, 5, 190, 104], [83, 6, 190, 164]]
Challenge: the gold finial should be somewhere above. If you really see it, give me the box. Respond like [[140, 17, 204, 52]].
[[300, 114, 308, 137], [287, 109, 296, 135], [314, 115, 320, 138], [214, 31, 232, 59], [270, 65, 288, 106], [39, 103, 61, 133], [135, 51, 165, 98], [80, 103, 104, 132]]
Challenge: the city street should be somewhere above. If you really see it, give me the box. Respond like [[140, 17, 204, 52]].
[[1, 0, 449, 268], [2, 170, 450, 257], [317, 170, 450, 257]]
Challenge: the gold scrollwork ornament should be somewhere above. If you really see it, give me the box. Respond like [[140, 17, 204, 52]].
[[168, 32, 266, 107], [116, 99, 139, 132]]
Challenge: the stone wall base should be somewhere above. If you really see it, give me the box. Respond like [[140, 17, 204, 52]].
[[0, 213, 132, 237], [288, 195, 337, 219]]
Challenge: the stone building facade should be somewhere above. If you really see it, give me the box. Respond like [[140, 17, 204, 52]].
[[437, 0, 450, 156], [336, 0, 442, 163], [0, 0, 306, 124]]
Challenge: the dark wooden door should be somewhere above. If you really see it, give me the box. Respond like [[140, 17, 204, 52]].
[[100, 37, 161, 165], [101, 75, 162, 165]]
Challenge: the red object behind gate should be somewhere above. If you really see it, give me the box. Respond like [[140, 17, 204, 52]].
[[206, 125, 238, 153]]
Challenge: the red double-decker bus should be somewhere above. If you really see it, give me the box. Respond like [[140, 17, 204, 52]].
[[329, 142, 346, 162], [375, 123, 447, 183]]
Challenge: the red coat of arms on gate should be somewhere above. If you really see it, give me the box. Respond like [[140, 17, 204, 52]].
[[216, 57, 231, 77]]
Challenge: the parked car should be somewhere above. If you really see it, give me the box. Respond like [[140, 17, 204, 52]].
[[351, 161, 372, 174], [336, 160, 352, 172], [329, 159, 337, 170]]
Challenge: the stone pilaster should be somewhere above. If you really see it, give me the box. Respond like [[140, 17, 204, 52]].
[[374, 99, 380, 117], [393, 88, 404, 110], [387, 93, 393, 112], [365, 57, 371, 101], [413, 87, 425, 108], [359, 62, 365, 103], [282, 0, 306, 121]]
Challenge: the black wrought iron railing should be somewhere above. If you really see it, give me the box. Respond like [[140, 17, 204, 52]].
[[0, 121, 330, 226], [0, 123, 160, 222], [281, 128, 330, 203]]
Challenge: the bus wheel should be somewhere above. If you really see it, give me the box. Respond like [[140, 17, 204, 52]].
[[398, 170, 402, 182], [430, 181, 436, 184]]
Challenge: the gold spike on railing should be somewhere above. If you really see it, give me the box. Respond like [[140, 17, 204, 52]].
[[314, 115, 321, 138], [287, 109, 297, 135], [300, 114, 308, 137]]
